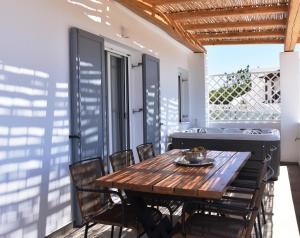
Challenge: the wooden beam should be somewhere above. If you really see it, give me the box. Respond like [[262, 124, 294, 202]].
[[168, 5, 288, 21], [117, 0, 206, 52], [193, 30, 285, 40], [201, 39, 283, 45], [183, 19, 287, 31], [284, 0, 300, 51], [147, 0, 204, 5]]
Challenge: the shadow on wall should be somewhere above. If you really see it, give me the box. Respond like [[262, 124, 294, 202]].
[[160, 97, 179, 152], [0, 60, 71, 238], [66, 0, 159, 56]]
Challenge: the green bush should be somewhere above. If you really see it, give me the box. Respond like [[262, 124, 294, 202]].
[[210, 65, 251, 105]]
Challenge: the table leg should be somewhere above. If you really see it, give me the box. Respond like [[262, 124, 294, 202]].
[[125, 191, 173, 238]]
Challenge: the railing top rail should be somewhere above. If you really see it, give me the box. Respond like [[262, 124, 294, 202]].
[[209, 69, 280, 77]]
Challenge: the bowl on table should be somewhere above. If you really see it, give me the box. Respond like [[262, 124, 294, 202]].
[[183, 147, 207, 164]]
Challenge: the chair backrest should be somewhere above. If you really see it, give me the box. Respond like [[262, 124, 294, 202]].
[[136, 143, 155, 162], [237, 152, 269, 188], [243, 155, 269, 237], [244, 181, 267, 238], [255, 154, 269, 186], [109, 149, 135, 172], [69, 157, 108, 223], [166, 143, 173, 151]]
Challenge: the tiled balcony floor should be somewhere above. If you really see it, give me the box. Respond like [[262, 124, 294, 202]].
[[56, 166, 300, 238]]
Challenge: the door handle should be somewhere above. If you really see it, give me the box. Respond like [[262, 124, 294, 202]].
[[132, 108, 143, 114], [69, 134, 81, 139]]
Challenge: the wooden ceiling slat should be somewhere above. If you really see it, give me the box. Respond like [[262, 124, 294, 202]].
[[183, 19, 287, 31], [147, 0, 203, 5], [117, 1, 294, 52], [168, 5, 288, 21], [194, 30, 285, 39], [202, 39, 284, 45], [117, 0, 206, 52], [284, 0, 300, 51]]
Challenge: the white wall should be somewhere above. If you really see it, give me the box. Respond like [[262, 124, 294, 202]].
[[280, 52, 300, 163], [188, 53, 207, 128], [0, 0, 198, 237]]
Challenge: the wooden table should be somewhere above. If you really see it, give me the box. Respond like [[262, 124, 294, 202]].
[[97, 149, 251, 199]]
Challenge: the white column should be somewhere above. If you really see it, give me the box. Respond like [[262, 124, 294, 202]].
[[188, 53, 207, 127], [280, 51, 300, 163]]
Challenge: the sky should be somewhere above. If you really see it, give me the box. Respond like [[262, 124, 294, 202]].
[[206, 44, 290, 75]]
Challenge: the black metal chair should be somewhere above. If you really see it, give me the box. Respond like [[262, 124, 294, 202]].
[[136, 143, 155, 162], [232, 145, 277, 222], [69, 157, 161, 238], [181, 152, 270, 238], [221, 153, 274, 238], [166, 143, 174, 151], [110, 147, 181, 224], [228, 152, 274, 228], [136, 144, 182, 223], [172, 181, 267, 238], [231, 145, 276, 186], [109, 149, 135, 172]]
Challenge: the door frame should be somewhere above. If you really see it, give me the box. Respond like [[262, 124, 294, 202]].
[[106, 51, 130, 158]]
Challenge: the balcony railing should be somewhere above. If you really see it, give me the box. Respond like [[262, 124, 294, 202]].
[[208, 70, 281, 122]]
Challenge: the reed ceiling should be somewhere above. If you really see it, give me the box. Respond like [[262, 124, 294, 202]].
[[117, 0, 300, 53]]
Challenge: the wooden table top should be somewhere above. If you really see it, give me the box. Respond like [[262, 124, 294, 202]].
[[97, 149, 251, 199]]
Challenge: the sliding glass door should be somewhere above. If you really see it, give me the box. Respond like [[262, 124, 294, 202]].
[[107, 52, 130, 155]]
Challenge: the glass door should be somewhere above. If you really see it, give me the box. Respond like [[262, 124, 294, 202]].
[[107, 52, 130, 155]]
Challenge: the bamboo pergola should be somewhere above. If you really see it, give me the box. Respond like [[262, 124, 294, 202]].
[[117, 0, 300, 53]]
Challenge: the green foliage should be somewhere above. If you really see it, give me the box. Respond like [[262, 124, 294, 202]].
[[210, 65, 252, 104]]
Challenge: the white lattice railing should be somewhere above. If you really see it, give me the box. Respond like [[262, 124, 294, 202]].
[[208, 70, 281, 121]]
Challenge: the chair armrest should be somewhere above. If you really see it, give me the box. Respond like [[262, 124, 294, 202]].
[[206, 201, 258, 213], [183, 198, 257, 213], [76, 186, 127, 224], [183, 198, 259, 213], [227, 186, 258, 193], [181, 200, 258, 234], [76, 186, 127, 203]]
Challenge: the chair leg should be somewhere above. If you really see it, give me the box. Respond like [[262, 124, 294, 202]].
[[257, 215, 263, 238], [118, 226, 123, 238], [84, 223, 89, 238], [181, 205, 186, 236], [254, 221, 259, 238], [261, 201, 267, 224], [111, 225, 114, 238], [169, 209, 173, 225]]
